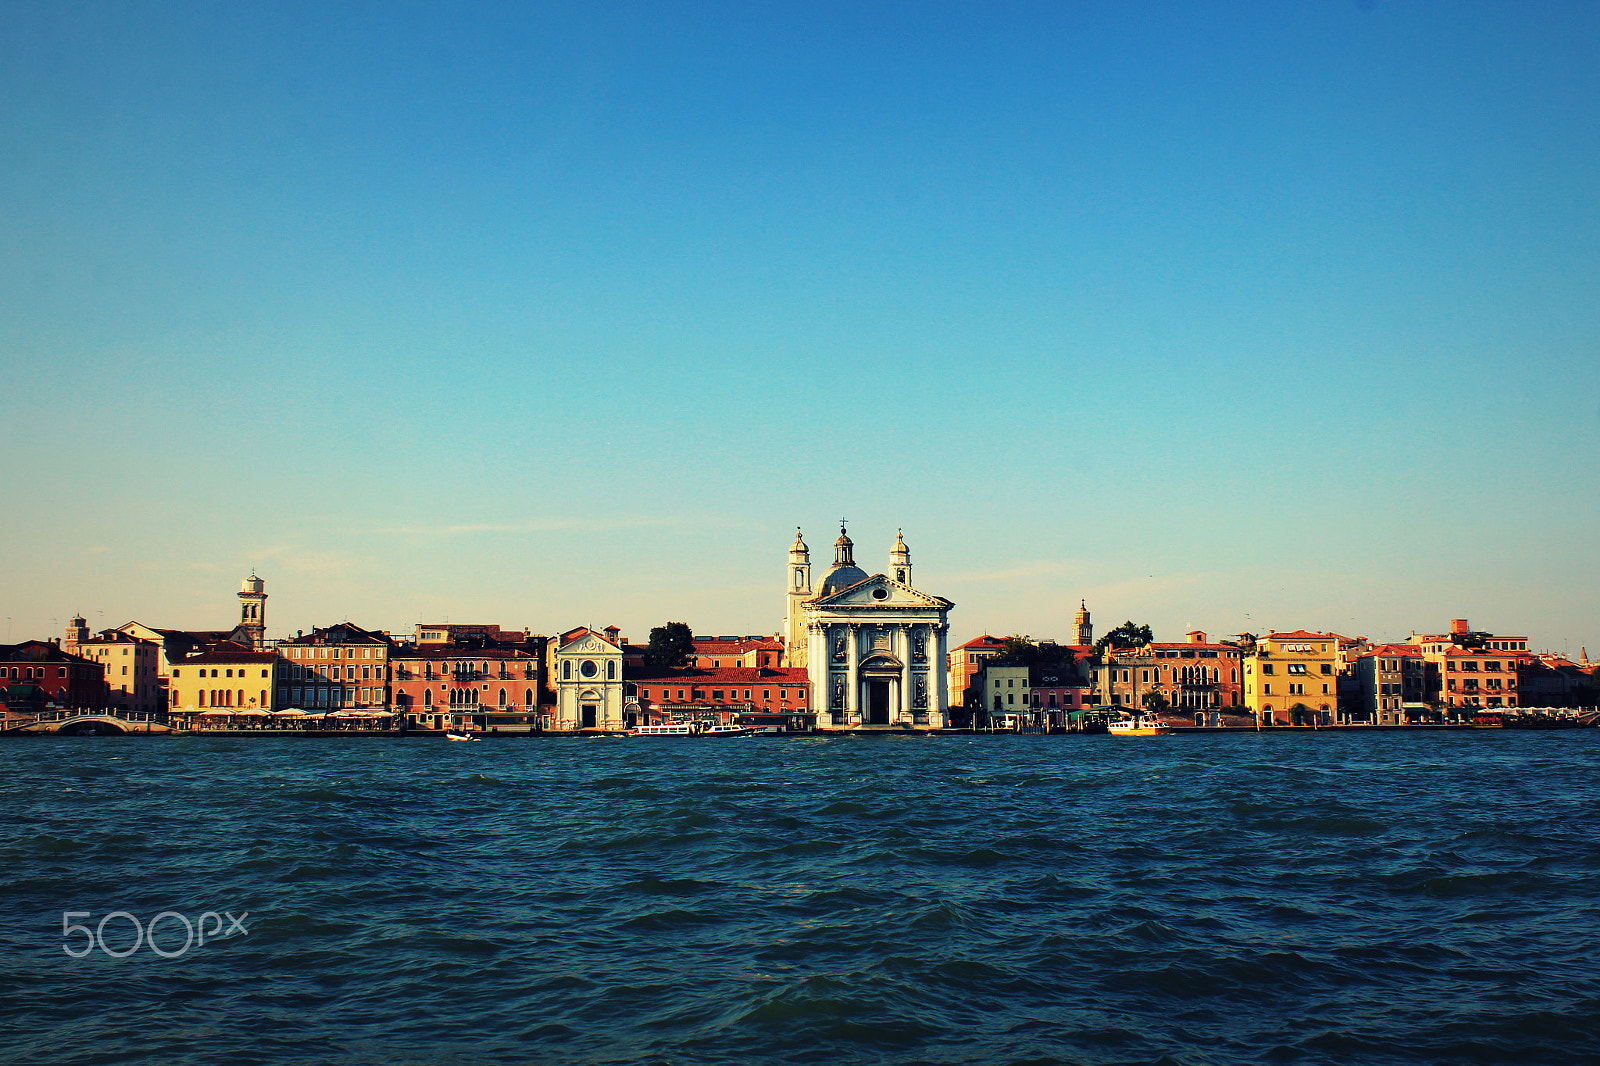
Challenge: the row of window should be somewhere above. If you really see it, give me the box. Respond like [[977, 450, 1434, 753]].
[[4, 666, 70, 679], [175, 667, 271, 679], [1258, 663, 1333, 675], [1259, 683, 1331, 696], [285, 664, 383, 682], [283, 646, 385, 660], [639, 688, 803, 702], [1107, 667, 1240, 683]]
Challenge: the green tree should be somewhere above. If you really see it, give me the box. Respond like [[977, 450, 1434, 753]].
[[1141, 691, 1171, 715], [644, 622, 696, 671], [1094, 620, 1153, 660]]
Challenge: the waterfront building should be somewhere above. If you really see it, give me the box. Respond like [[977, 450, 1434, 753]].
[[551, 627, 626, 731], [627, 666, 811, 728], [1352, 644, 1428, 724], [390, 645, 542, 732], [1406, 619, 1533, 713], [1518, 655, 1600, 707], [1243, 630, 1339, 725], [985, 663, 1031, 725], [169, 641, 280, 718], [947, 634, 1007, 713], [1095, 631, 1244, 713], [796, 525, 953, 729], [276, 623, 392, 713], [0, 640, 105, 722], [68, 626, 162, 714]]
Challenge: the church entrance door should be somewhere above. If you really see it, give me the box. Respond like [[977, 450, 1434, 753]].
[[581, 704, 597, 729], [867, 681, 891, 725]]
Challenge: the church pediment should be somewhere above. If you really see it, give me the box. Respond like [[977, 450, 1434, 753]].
[[810, 574, 952, 611], [559, 633, 619, 655]]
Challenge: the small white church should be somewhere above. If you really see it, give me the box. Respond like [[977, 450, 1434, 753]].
[[784, 524, 954, 730]]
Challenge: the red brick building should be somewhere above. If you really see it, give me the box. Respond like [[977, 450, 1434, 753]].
[[1, 640, 106, 720], [627, 667, 810, 725], [391, 646, 543, 731]]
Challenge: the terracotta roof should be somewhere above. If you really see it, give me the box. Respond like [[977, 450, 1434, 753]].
[[182, 649, 280, 664], [954, 635, 1005, 650], [393, 647, 535, 661], [1359, 643, 1422, 657], [1267, 630, 1338, 640]]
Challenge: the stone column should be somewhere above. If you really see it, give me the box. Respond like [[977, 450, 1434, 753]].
[[898, 624, 911, 721], [846, 624, 860, 722], [808, 621, 826, 718]]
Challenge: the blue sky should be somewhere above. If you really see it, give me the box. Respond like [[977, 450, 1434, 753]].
[[2, 1, 1596, 655]]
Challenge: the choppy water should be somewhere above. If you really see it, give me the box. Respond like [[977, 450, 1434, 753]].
[[3, 731, 1599, 1065]]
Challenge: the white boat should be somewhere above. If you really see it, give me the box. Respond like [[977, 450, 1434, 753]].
[[629, 723, 700, 736], [701, 723, 753, 737], [445, 731, 479, 742], [1106, 714, 1165, 736]]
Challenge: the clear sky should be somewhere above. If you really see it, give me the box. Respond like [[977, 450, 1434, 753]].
[[2, 0, 1596, 656]]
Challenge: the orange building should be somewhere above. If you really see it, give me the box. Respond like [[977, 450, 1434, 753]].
[[276, 622, 393, 713], [947, 634, 1007, 711], [390, 646, 542, 731], [1095, 631, 1244, 712]]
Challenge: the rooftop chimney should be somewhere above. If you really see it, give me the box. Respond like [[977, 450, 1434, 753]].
[[1450, 619, 1469, 636]]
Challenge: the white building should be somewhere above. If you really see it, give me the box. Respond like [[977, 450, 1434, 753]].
[[552, 628, 624, 731], [794, 525, 953, 730]]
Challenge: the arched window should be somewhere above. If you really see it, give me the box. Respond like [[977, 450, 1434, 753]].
[[498, 688, 507, 707], [524, 688, 534, 706], [607, 660, 616, 680], [424, 689, 432, 707], [198, 690, 206, 707], [563, 660, 571, 680]]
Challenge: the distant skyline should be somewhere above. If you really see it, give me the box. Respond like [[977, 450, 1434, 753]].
[[2, 2, 1596, 656]]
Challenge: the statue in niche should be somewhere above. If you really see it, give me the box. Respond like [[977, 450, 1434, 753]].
[[912, 632, 927, 663], [831, 675, 845, 709], [832, 631, 847, 663], [914, 674, 928, 708]]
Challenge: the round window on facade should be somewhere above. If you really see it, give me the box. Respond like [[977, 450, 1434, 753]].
[[871, 587, 889, 600], [580, 660, 598, 678]]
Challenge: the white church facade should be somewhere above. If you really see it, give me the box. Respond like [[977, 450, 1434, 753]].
[[785, 525, 953, 730]]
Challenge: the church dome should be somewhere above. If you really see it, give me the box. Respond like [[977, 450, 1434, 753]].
[[817, 522, 868, 595], [817, 562, 869, 596]]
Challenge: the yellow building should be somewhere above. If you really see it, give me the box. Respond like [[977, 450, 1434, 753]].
[[169, 642, 281, 714], [1243, 630, 1339, 726]]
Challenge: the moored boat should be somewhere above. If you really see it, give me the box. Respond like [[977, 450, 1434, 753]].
[[701, 723, 753, 737], [629, 722, 700, 736], [1106, 714, 1166, 736]]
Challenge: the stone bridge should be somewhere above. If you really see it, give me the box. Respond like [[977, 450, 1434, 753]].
[[15, 711, 173, 735]]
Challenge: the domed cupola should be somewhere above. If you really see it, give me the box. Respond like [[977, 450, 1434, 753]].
[[817, 522, 869, 596]]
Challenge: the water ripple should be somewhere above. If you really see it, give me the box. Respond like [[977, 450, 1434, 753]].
[[3, 731, 1599, 1064]]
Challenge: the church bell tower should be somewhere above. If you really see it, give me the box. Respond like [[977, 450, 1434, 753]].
[[890, 529, 911, 586], [783, 529, 811, 667], [239, 572, 268, 651]]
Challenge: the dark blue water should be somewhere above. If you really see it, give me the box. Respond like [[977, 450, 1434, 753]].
[[3, 732, 1599, 1065]]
